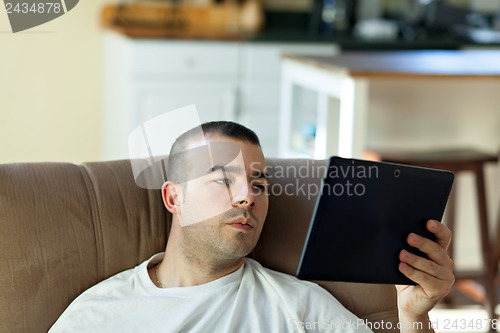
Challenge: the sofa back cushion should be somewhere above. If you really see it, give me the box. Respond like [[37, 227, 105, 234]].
[[0, 158, 397, 333]]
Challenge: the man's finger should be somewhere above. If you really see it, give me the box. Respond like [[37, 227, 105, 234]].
[[407, 233, 453, 268], [427, 219, 452, 251], [398, 262, 453, 298], [400, 249, 454, 282]]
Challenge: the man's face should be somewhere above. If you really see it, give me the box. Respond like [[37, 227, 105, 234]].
[[176, 135, 269, 261]]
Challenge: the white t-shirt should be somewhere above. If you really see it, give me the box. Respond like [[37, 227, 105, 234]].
[[49, 253, 373, 333]]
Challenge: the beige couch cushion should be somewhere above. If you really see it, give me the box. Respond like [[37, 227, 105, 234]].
[[0, 158, 397, 333]]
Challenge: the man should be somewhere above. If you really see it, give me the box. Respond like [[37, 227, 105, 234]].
[[50, 121, 455, 332]]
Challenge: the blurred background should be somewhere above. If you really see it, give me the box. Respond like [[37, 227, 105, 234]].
[[1, 0, 500, 163], [1, 1, 500, 329]]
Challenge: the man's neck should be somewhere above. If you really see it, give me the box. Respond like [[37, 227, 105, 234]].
[[148, 234, 244, 288]]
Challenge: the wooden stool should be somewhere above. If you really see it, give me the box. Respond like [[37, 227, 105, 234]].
[[378, 149, 499, 324], [493, 193, 500, 284]]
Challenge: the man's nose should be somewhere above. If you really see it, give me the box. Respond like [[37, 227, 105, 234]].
[[231, 182, 254, 208]]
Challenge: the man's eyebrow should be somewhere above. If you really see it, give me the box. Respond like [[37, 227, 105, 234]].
[[207, 165, 269, 179], [208, 165, 242, 174]]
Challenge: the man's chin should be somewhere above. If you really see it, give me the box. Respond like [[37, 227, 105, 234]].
[[223, 241, 257, 260]]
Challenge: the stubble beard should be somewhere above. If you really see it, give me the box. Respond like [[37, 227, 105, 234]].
[[180, 208, 259, 266]]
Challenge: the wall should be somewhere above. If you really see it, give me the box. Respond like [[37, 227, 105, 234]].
[[0, 0, 104, 163]]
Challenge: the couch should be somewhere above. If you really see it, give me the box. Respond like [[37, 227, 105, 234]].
[[0, 158, 399, 332]]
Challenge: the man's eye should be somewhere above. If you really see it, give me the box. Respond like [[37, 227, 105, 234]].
[[215, 178, 232, 185], [252, 184, 267, 191]]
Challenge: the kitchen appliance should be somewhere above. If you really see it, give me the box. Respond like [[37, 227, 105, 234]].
[[310, 0, 355, 35]]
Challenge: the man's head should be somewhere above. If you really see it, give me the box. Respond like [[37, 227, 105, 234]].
[[162, 121, 269, 264]]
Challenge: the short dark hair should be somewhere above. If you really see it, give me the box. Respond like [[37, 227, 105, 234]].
[[167, 121, 261, 183]]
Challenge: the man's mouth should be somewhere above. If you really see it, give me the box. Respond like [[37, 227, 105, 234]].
[[227, 216, 255, 231]]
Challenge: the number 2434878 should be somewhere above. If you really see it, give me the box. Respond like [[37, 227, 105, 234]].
[[5, 2, 62, 14]]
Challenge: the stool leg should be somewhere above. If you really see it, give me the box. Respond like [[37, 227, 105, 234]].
[[493, 199, 500, 275], [475, 166, 497, 326]]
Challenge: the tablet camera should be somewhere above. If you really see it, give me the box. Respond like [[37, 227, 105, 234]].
[[394, 169, 401, 178]]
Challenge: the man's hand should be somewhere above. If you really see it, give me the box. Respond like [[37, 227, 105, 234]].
[[396, 219, 455, 332]]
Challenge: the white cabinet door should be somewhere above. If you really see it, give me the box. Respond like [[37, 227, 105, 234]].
[[102, 34, 241, 160], [135, 82, 238, 125], [104, 81, 238, 160]]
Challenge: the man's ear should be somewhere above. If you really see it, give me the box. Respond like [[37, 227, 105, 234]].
[[162, 181, 182, 214]]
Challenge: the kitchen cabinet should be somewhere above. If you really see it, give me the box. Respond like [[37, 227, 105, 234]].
[[102, 32, 338, 160]]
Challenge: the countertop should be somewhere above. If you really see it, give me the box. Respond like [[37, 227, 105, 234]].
[[283, 50, 500, 78]]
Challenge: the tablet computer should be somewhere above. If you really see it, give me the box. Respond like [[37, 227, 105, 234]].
[[296, 156, 454, 285]]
